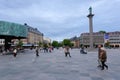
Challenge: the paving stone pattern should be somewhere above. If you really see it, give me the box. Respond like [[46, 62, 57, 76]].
[[0, 48, 120, 80]]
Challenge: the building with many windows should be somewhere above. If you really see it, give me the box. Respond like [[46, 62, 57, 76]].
[[70, 36, 80, 48], [16, 23, 44, 46], [25, 24, 43, 45], [43, 37, 51, 44], [0, 21, 28, 50], [80, 31, 120, 48], [0, 22, 44, 47], [80, 32, 104, 48], [108, 31, 120, 48]]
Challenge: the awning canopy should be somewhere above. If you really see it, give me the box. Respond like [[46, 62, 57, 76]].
[[0, 21, 28, 39]]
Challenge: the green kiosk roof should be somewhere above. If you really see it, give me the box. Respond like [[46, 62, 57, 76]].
[[0, 21, 28, 38]]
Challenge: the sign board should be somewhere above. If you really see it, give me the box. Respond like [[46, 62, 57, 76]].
[[104, 33, 109, 39]]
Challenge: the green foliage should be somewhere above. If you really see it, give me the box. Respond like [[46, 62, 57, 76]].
[[58, 42, 63, 47], [43, 43, 48, 48], [71, 43, 74, 47], [52, 41, 59, 48], [99, 30, 106, 34], [62, 39, 72, 47], [17, 40, 23, 47], [80, 44, 83, 47], [38, 42, 42, 47], [104, 42, 110, 47], [48, 43, 52, 46], [51, 39, 74, 48]]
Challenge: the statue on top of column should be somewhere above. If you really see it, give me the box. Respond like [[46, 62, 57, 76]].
[[89, 7, 92, 14]]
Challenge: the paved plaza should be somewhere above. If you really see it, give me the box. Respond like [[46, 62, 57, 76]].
[[0, 48, 120, 80]]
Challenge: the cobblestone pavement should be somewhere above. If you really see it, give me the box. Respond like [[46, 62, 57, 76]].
[[0, 48, 120, 80]]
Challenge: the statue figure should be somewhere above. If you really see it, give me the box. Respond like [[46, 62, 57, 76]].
[[89, 7, 92, 14]]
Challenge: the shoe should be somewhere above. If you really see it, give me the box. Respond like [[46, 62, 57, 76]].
[[97, 65, 101, 67], [106, 66, 108, 70]]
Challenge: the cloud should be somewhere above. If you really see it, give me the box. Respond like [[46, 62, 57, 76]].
[[0, 0, 120, 41]]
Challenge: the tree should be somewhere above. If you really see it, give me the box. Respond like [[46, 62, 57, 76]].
[[71, 43, 74, 47], [80, 44, 83, 48], [43, 43, 48, 48], [62, 39, 71, 46], [58, 42, 63, 47], [52, 41, 59, 48], [38, 42, 42, 47], [99, 30, 106, 34], [104, 41, 110, 48], [17, 40, 23, 48], [48, 43, 52, 46], [17, 40, 23, 47]]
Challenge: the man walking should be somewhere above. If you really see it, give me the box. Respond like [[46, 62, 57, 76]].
[[35, 47, 39, 57], [64, 46, 71, 57], [100, 47, 108, 70]]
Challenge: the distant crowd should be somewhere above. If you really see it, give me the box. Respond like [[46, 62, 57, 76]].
[[0, 45, 109, 70]]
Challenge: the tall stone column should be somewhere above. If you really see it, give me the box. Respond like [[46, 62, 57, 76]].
[[87, 7, 94, 49]]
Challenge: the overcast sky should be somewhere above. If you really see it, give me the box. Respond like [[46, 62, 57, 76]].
[[0, 0, 120, 41]]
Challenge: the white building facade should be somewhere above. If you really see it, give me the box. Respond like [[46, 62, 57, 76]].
[[108, 31, 120, 48], [80, 31, 120, 48]]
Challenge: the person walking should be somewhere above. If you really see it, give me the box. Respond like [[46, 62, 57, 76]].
[[13, 48, 17, 57], [35, 47, 39, 57], [80, 46, 87, 54], [99, 47, 108, 70], [64, 46, 71, 57], [97, 45, 102, 67]]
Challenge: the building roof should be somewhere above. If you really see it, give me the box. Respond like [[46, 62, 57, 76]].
[[70, 36, 80, 41], [0, 21, 28, 39], [24, 23, 43, 36]]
